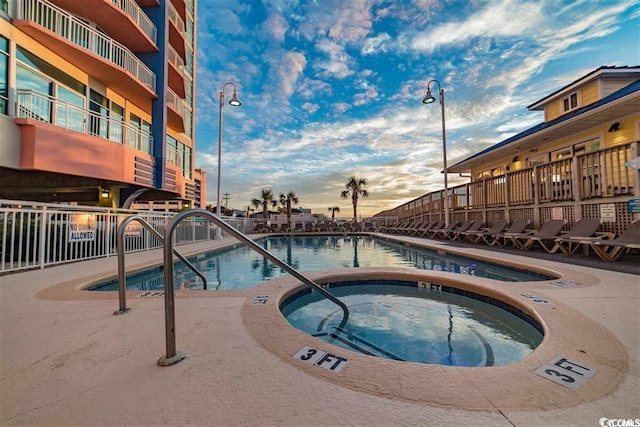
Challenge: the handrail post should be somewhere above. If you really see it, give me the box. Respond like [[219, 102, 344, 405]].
[[159, 209, 350, 366], [116, 215, 208, 316]]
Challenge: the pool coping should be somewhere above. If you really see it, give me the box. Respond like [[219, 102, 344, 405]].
[[241, 267, 627, 412]]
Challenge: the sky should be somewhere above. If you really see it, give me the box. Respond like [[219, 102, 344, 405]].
[[194, 0, 639, 217]]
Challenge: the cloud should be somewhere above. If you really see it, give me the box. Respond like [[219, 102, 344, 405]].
[[301, 102, 319, 114], [411, 0, 543, 53], [314, 38, 354, 79], [264, 49, 308, 100], [361, 32, 392, 55], [262, 13, 289, 42], [298, 0, 378, 44], [297, 78, 333, 99]]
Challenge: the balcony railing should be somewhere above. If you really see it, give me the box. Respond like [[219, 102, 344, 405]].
[[167, 44, 185, 75], [168, 0, 185, 33], [166, 143, 182, 167], [18, 0, 156, 91], [395, 140, 638, 219], [16, 89, 153, 154], [167, 88, 185, 117], [110, 0, 157, 45]]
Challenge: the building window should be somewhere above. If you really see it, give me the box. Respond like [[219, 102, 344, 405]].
[[89, 89, 109, 138], [562, 92, 578, 113], [0, 36, 8, 114], [129, 113, 151, 153]]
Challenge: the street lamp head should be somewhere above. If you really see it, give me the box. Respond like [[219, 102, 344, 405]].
[[228, 89, 242, 107], [422, 89, 436, 104]]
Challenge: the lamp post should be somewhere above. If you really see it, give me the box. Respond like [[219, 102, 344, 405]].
[[422, 79, 449, 226], [216, 82, 241, 238]]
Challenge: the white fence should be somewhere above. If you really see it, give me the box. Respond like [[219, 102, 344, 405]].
[[0, 200, 245, 273]]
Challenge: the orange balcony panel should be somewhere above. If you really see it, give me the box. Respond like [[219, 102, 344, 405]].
[[171, 0, 186, 22], [167, 104, 185, 133], [15, 117, 153, 187], [168, 60, 186, 98], [48, 0, 157, 52], [165, 162, 185, 196], [169, 21, 186, 60], [13, 20, 157, 107]]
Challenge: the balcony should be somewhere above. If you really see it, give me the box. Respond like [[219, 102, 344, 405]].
[[14, 90, 154, 185], [15, 89, 153, 153], [15, 0, 157, 106], [166, 88, 187, 133], [167, 44, 186, 98], [48, 0, 157, 52], [171, 0, 186, 22], [168, 0, 186, 60], [134, 0, 158, 6]]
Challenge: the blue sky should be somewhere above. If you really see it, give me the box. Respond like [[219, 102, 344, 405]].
[[194, 0, 639, 217]]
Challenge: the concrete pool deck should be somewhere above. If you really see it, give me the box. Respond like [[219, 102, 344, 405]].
[[1, 233, 638, 426]]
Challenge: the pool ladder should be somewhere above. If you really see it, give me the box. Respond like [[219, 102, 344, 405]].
[[117, 209, 350, 367], [115, 215, 208, 315]]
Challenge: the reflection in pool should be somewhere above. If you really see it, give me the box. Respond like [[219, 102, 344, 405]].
[[88, 236, 552, 291]]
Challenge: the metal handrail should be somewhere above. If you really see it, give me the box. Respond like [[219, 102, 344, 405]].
[[159, 209, 350, 366], [116, 215, 207, 315]]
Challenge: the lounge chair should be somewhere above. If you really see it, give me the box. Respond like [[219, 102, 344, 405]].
[[293, 222, 304, 233], [410, 221, 434, 236], [507, 219, 566, 250], [460, 219, 509, 243], [279, 223, 291, 233], [420, 221, 444, 237], [541, 218, 602, 254], [390, 219, 417, 234], [304, 222, 315, 233], [463, 219, 509, 243], [400, 219, 429, 235], [449, 220, 483, 240], [427, 221, 459, 238], [438, 220, 473, 240], [577, 220, 640, 261], [485, 219, 530, 246], [252, 223, 267, 233]]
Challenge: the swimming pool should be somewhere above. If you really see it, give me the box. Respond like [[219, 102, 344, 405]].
[[88, 235, 552, 291], [281, 280, 544, 366]]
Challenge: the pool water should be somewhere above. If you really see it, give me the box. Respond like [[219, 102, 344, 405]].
[[281, 281, 543, 367], [88, 236, 552, 291]]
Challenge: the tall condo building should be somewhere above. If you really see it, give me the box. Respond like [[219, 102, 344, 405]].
[[0, 0, 205, 209]]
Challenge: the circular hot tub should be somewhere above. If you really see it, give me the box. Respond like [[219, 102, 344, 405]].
[[280, 279, 543, 367]]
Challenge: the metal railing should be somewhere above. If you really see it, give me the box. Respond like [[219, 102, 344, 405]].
[[167, 44, 185, 76], [159, 209, 350, 366], [0, 200, 246, 273], [110, 0, 157, 44], [17, 0, 156, 91], [115, 215, 207, 315], [167, 0, 185, 34], [166, 88, 186, 118], [16, 89, 153, 154]]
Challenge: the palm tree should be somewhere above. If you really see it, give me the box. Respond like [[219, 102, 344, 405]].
[[251, 188, 278, 226], [279, 191, 299, 227], [328, 206, 340, 221], [340, 176, 369, 222]]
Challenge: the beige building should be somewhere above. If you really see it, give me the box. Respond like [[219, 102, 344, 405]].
[[375, 66, 640, 234]]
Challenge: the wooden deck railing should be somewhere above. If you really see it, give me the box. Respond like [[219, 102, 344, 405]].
[[385, 141, 638, 221]]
